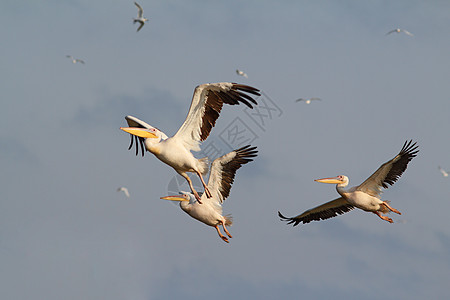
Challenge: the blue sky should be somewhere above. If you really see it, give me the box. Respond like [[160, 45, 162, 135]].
[[1, 1, 450, 299]]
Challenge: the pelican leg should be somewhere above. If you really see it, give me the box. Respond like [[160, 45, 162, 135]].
[[215, 225, 229, 243], [195, 170, 212, 198], [180, 173, 202, 204], [382, 202, 401, 215], [373, 211, 393, 223], [222, 223, 233, 239]]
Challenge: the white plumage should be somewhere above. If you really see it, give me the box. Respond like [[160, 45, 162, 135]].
[[161, 145, 257, 243]]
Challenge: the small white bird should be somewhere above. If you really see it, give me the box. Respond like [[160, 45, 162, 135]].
[[117, 187, 130, 198], [386, 28, 414, 37], [66, 55, 85, 64], [133, 2, 148, 32], [438, 166, 449, 177], [161, 145, 257, 243], [295, 97, 321, 104], [236, 69, 248, 78]]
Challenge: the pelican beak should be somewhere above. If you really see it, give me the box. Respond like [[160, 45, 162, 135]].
[[314, 177, 344, 184], [160, 195, 189, 201], [120, 127, 157, 138]]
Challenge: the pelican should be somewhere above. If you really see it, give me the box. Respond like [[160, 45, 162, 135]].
[[236, 69, 248, 78], [120, 82, 259, 203], [161, 145, 257, 243], [279, 140, 418, 225], [386, 28, 414, 37], [117, 187, 130, 198], [133, 2, 148, 32], [66, 55, 85, 64], [438, 166, 449, 177], [295, 97, 321, 104]]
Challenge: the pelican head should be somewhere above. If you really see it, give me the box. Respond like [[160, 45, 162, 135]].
[[315, 175, 349, 186], [160, 191, 195, 204]]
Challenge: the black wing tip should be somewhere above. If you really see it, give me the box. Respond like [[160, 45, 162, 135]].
[[235, 145, 258, 161], [278, 211, 300, 226], [401, 140, 419, 157]]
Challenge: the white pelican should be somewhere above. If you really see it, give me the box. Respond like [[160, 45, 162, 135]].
[[295, 97, 321, 104], [120, 82, 259, 203], [66, 55, 85, 64], [236, 69, 248, 78], [133, 2, 148, 32], [279, 140, 418, 225], [386, 28, 414, 37], [117, 187, 130, 198], [160, 145, 257, 243], [438, 166, 449, 177]]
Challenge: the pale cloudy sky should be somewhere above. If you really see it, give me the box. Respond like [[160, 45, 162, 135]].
[[1, 1, 450, 299]]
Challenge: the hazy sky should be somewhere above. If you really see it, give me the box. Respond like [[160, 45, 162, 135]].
[[1, 1, 450, 299]]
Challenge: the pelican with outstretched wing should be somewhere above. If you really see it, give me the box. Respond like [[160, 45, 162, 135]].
[[161, 145, 257, 243], [279, 140, 418, 225], [120, 82, 259, 203]]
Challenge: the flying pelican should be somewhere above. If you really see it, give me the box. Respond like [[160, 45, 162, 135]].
[[66, 55, 85, 64], [438, 166, 449, 177], [236, 69, 248, 78], [386, 28, 414, 37], [117, 187, 130, 198], [133, 2, 148, 32], [120, 82, 259, 203], [160, 145, 257, 243], [279, 140, 418, 225], [295, 97, 321, 104]]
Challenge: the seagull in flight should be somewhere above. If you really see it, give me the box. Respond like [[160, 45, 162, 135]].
[[133, 2, 148, 32], [236, 69, 248, 78], [295, 97, 321, 104], [438, 166, 449, 177], [386, 28, 414, 37], [117, 187, 130, 198], [66, 55, 85, 64]]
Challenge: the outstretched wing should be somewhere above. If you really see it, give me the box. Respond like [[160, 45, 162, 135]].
[[278, 197, 354, 226], [206, 145, 258, 209], [357, 140, 419, 197], [136, 21, 144, 32], [135, 2, 144, 17], [172, 83, 260, 151], [123, 115, 153, 157]]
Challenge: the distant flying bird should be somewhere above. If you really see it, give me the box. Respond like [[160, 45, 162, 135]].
[[120, 82, 260, 203], [161, 145, 257, 243], [117, 187, 130, 198], [133, 2, 148, 32], [386, 28, 414, 37], [66, 55, 85, 64], [438, 166, 449, 177], [279, 140, 418, 225], [295, 97, 321, 104], [236, 69, 248, 78]]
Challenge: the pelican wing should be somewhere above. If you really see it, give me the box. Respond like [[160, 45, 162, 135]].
[[357, 140, 419, 197], [135, 2, 143, 17], [172, 83, 260, 151], [206, 145, 258, 207], [278, 197, 354, 226]]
